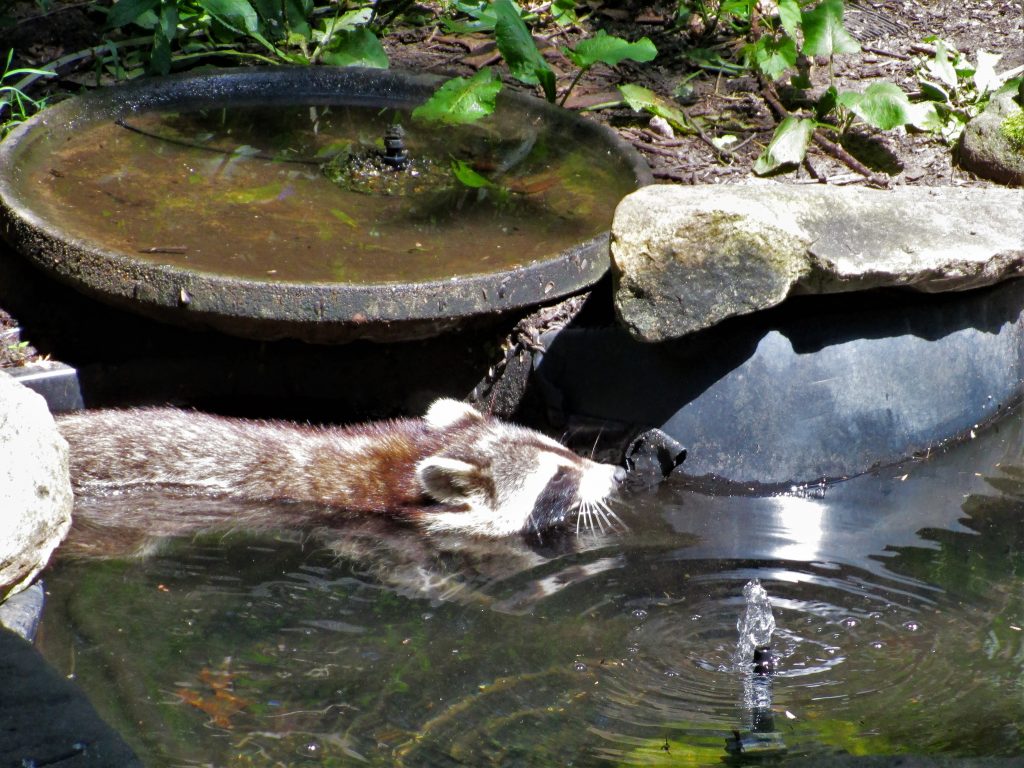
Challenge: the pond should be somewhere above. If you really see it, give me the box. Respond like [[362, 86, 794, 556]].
[[36, 403, 1024, 766]]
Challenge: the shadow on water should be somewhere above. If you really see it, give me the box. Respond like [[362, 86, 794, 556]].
[[35, 400, 1024, 766]]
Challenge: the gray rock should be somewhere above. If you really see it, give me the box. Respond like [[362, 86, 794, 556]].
[[960, 92, 1024, 186], [0, 370, 72, 600], [611, 184, 1024, 342]]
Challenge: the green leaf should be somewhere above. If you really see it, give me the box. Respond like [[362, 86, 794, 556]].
[[801, 0, 860, 58], [925, 39, 958, 88], [745, 35, 797, 81], [814, 84, 838, 121], [618, 83, 691, 133], [283, 0, 312, 39], [157, 0, 177, 40], [918, 79, 949, 104], [412, 67, 502, 125], [753, 115, 814, 175], [777, 0, 801, 41], [566, 30, 656, 70], [972, 49, 1002, 96], [550, 0, 577, 26], [197, 0, 259, 34], [492, 0, 556, 101], [149, 23, 172, 75], [321, 28, 388, 68], [106, 0, 159, 28], [451, 159, 495, 188], [836, 82, 914, 130], [906, 100, 944, 132]]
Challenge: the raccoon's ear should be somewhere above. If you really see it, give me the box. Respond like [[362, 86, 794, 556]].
[[416, 456, 484, 504], [423, 399, 484, 429]]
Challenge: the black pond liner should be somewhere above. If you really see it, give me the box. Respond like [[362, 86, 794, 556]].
[[0, 67, 652, 343]]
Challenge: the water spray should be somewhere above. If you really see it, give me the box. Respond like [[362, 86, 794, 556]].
[[725, 579, 787, 758]]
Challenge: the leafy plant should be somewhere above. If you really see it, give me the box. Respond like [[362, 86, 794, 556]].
[[416, 2, 655, 125], [741, 0, 940, 175], [0, 50, 55, 134], [102, 0, 388, 73], [617, 83, 692, 133], [912, 38, 1024, 143], [562, 30, 656, 106]]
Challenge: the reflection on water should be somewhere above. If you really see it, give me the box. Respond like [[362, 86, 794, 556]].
[[36, 406, 1024, 766]]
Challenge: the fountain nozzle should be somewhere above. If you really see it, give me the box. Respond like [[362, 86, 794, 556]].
[[381, 124, 409, 170]]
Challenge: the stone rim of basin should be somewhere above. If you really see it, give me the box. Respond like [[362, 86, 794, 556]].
[[0, 67, 652, 343]]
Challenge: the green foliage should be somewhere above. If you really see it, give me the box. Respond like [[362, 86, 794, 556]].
[[318, 27, 387, 68], [565, 30, 656, 70], [417, 5, 657, 121], [102, 0, 388, 73], [912, 39, 1024, 143], [491, 0, 555, 101], [800, 0, 859, 59], [0, 50, 55, 135], [753, 115, 814, 175], [742, 0, 940, 174], [618, 83, 690, 134]]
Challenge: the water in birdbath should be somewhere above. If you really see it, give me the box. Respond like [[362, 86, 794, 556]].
[[14, 100, 637, 284]]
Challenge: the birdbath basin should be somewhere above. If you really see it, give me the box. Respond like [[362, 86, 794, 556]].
[[0, 67, 651, 342]]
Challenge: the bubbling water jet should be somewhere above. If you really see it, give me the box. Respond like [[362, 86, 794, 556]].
[[726, 579, 787, 758]]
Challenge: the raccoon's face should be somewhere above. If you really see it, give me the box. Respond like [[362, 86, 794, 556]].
[[414, 400, 626, 537]]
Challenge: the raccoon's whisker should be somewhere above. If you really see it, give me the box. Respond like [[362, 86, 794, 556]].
[[575, 504, 590, 535], [590, 501, 621, 533], [605, 506, 628, 532], [585, 502, 607, 534]]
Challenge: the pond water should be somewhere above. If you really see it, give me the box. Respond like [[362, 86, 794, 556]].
[[37, 405, 1024, 766], [15, 101, 636, 284]]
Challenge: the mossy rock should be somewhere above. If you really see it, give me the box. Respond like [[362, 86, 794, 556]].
[[960, 92, 1024, 186]]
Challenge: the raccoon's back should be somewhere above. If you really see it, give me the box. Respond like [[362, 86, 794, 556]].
[[56, 408, 308, 494]]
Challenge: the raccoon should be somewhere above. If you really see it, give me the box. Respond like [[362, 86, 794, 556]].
[[56, 398, 626, 542]]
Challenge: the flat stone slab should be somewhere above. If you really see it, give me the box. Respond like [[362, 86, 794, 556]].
[[612, 184, 1024, 342]]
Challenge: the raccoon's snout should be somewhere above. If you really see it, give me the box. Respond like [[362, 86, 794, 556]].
[[612, 466, 627, 486]]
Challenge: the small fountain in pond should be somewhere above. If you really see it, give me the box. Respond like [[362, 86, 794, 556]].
[[726, 579, 787, 758]]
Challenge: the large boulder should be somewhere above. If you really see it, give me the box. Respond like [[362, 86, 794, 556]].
[[612, 184, 1024, 342], [0, 370, 72, 600]]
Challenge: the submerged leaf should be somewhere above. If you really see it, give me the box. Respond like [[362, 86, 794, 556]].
[[451, 159, 495, 188], [412, 67, 502, 125]]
